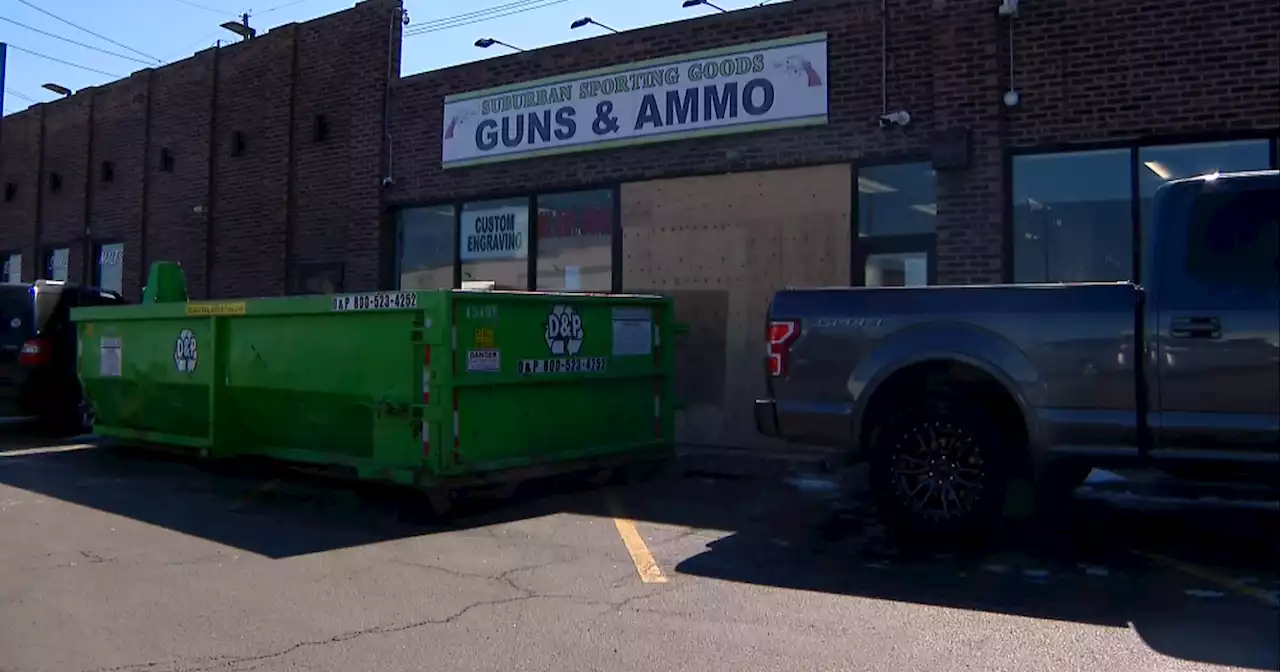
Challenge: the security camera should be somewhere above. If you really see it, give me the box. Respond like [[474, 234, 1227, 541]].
[[381, 176, 395, 188], [878, 110, 911, 128], [998, 0, 1019, 17]]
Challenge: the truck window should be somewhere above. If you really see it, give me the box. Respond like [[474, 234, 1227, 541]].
[[0, 286, 34, 349], [1185, 184, 1279, 290]]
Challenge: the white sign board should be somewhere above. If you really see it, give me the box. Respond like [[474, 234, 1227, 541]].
[[442, 34, 828, 168], [461, 206, 529, 261]]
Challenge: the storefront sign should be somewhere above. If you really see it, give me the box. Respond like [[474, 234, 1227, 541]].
[[461, 206, 529, 260], [442, 34, 828, 168]]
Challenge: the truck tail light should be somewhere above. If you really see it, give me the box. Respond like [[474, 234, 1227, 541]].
[[19, 339, 51, 367], [766, 320, 800, 377]]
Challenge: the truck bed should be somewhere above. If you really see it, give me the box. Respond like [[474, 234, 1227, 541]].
[[764, 282, 1143, 455]]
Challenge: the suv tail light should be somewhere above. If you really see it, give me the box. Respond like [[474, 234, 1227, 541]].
[[766, 319, 800, 377], [19, 338, 51, 367]]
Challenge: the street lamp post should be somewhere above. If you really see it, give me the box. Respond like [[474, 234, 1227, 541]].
[[570, 17, 619, 33], [474, 38, 524, 52], [682, 0, 728, 12]]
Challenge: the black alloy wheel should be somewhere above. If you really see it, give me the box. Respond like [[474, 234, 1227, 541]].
[[869, 399, 1014, 539]]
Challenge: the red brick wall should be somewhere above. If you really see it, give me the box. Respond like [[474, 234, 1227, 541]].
[[0, 109, 42, 280], [146, 52, 214, 297], [211, 30, 295, 299], [387, 0, 1280, 284], [1, 0, 1274, 294], [38, 96, 91, 282], [1007, 0, 1280, 145], [291, 2, 401, 293], [0, 0, 399, 299], [89, 73, 151, 298]]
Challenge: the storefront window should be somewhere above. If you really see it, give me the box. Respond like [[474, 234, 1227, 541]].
[[857, 163, 937, 286], [535, 190, 613, 292], [460, 198, 530, 290], [45, 247, 69, 281], [398, 206, 456, 290], [3, 253, 21, 283], [865, 252, 928, 287], [858, 163, 937, 237], [96, 243, 124, 293], [1012, 149, 1132, 283]]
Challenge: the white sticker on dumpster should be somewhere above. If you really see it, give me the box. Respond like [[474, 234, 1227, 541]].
[[174, 329, 198, 373], [467, 349, 501, 372], [611, 307, 652, 356], [99, 337, 122, 377]]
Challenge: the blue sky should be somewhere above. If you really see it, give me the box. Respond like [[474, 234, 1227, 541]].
[[2, 0, 784, 115]]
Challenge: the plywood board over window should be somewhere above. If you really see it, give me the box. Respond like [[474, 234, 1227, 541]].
[[622, 164, 852, 450]]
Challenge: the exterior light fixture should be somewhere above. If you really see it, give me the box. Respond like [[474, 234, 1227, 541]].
[[682, 0, 727, 12], [220, 13, 256, 40], [41, 83, 72, 97], [474, 38, 524, 52], [570, 17, 619, 33]]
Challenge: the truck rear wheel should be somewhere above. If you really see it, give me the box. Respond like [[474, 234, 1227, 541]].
[[868, 397, 1017, 540]]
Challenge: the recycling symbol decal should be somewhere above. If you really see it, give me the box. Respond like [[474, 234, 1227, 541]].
[[544, 304, 584, 356], [174, 328, 199, 373]]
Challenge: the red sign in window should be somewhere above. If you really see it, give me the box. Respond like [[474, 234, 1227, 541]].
[[537, 206, 611, 239]]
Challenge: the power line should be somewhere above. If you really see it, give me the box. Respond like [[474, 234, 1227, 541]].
[[165, 0, 235, 16], [5, 87, 37, 103], [14, 0, 161, 63], [409, 0, 551, 29], [7, 44, 123, 78], [261, 0, 316, 14], [0, 17, 158, 66], [404, 0, 574, 36], [162, 29, 224, 64], [406, 0, 568, 33]]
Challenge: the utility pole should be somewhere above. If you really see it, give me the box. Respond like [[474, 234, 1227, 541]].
[[0, 42, 8, 120], [1, 43, 7, 167]]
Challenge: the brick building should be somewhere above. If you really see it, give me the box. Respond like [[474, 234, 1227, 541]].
[[1, 0, 1277, 447]]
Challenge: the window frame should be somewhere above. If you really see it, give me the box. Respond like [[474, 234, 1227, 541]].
[[91, 239, 126, 294], [1, 251, 23, 284], [532, 188, 617, 293], [1004, 132, 1280, 284], [41, 244, 73, 282], [851, 156, 939, 287], [392, 182, 623, 293]]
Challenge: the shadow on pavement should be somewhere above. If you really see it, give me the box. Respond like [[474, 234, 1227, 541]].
[[0, 438, 441, 558], [647, 474, 1280, 671], [1, 431, 1277, 669]]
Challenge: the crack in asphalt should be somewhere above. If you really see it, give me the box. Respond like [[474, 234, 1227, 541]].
[[80, 558, 680, 672]]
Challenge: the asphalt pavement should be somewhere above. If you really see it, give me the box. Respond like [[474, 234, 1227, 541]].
[[1, 429, 1277, 672]]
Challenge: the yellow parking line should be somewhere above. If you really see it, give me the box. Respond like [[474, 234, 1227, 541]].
[[608, 495, 668, 584], [0, 443, 95, 458], [1143, 552, 1279, 607]]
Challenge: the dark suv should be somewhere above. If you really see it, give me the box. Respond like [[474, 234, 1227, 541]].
[[0, 281, 127, 434]]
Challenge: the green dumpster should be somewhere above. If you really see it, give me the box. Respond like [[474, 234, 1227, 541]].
[[72, 263, 676, 500]]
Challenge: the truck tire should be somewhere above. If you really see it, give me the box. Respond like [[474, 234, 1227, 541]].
[[867, 396, 1019, 540]]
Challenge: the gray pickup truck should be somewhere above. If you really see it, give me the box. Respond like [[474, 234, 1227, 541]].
[[755, 169, 1279, 537]]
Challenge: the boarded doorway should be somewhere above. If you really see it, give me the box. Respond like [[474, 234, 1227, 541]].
[[621, 164, 851, 450]]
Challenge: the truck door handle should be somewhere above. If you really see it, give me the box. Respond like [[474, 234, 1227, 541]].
[[1170, 316, 1221, 339]]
